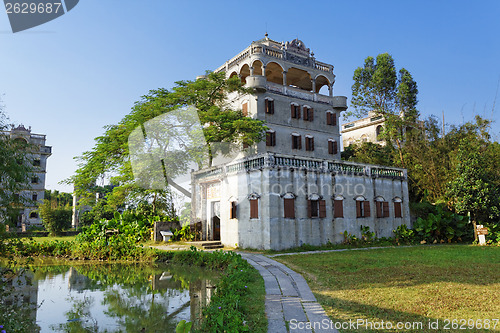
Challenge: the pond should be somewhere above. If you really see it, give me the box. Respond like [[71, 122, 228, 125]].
[[0, 261, 219, 332]]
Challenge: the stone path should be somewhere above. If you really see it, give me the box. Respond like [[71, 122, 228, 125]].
[[240, 253, 338, 333]]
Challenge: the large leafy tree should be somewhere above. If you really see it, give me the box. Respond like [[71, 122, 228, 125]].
[[447, 136, 500, 240], [0, 106, 33, 226], [350, 53, 419, 167], [68, 71, 266, 210]]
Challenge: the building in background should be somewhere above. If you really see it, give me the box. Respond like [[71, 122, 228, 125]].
[[4, 125, 51, 227], [341, 111, 385, 148], [191, 36, 410, 250]]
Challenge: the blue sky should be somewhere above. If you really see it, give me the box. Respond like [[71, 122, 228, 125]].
[[1, 0, 499, 192]]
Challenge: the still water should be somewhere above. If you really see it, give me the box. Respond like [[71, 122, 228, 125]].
[[1, 262, 218, 332]]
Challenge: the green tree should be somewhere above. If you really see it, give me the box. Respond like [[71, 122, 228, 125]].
[[38, 199, 72, 235], [447, 138, 500, 240], [350, 53, 419, 167], [67, 71, 266, 211]]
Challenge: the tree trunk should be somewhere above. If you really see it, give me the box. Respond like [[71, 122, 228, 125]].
[[208, 144, 213, 167], [471, 212, 478, 242]]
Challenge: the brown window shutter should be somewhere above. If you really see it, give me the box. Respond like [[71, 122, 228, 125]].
[[326, 112, 332, 125], [319, 200, 326, 218], [333, 141, 338, 154], [298, 135, 302, 149], [272, 132, 276, 146], [303, 107, 308, 120], [356, 201, 362, 218], [311, 137, 314, 151], [305, 137, 310, 151], [334, 199, 343, 218], [309, 108, 314, 121], [328, 141, 333, 154], [284, 198, 295, 218], [297, 105, 301, 118], [265, 99, 269, 114], [291, 104, 295, 118], [332, 113, 337, 126], [250, 199, 258, 219], [383, 201, 390, 217], [230, 201, 237, 219], [394, 202, 402, 218], [363, 201, 371, 217], [376, 201, 382, 218], [266, 132, 272, 146], [242, 102, 248, 116], [307, 200, 312, 218]]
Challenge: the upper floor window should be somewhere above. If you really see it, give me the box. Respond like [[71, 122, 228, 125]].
[[248, 193, 260, 219], [290, 103, 300, 119], [33, 159, 41, 167], [303, 106, 314, 121], [326, 111, 337, 126], [32, 193, 38, 201], [266, 131, 276, 147], [291, 134, 302, 150], [230, 201, 237, 219], [31, 176, 39, 184], [265, 98, 274, 114], [305, 136, 314, 151], [328, 140, 338, 155]]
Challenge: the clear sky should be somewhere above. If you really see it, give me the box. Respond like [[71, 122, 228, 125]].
[[1, 0, 499, 193]]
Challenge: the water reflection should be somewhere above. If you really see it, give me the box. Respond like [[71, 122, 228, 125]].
[[0, 263, 218, 332]]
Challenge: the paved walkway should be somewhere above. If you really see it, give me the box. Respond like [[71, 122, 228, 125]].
[[240, 253, 338, 333]]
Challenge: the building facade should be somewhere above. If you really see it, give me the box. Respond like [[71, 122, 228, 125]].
[[191, 36, 410, 250], [342, 111, 385, 148], [3, 125, 51, 227]]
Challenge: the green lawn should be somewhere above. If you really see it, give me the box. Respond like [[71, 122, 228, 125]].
[[276, 245, 500, 332], [28, 235, 77, 243]]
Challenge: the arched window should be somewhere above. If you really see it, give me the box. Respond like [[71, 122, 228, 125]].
[[393, 197, 403, 218], [282, 193, 296, 219], [307, 194, 325, 218], [376, 125, 383, 141], [375, 196, 389, 218], [355, 196, 370, 218], [333, 195, 344, 218], [29, 212, 38, 219]]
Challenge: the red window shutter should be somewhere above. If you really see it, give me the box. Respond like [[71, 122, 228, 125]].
[[363, 201, 371, 217], [309, 108, 314, 121], [328, 141, 333, 154], [303, 107, 308, 120], [333, 141, 338, 154], [326, 112, 332, 125], [319, 200, 326, 218], [270, 100, 274, 114], [334, 199, 343, 218], [272, 132, 276, 146], [291, 104, 295, 118], [266, 132, 271, 146], [376, 201, 382, 218], [307, 200, 312, 218], [305, 137, 310, 151], [383, 202, 390, 217], [250, 199, 258, 219], [284, 198, 295, 218], [332, 113, 337, 126], [394, 202, 402, 218], [356, 201, 362, 218], [242, 102, 248, 116]]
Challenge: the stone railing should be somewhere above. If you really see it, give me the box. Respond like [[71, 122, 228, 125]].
[[217, 43, 334, 74], [194, 153, 406, 180]]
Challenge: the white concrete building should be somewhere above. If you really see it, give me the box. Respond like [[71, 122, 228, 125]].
[[191, 36, 410, 250], [2, 125, 51, 227], [342, 111, 385, 148]]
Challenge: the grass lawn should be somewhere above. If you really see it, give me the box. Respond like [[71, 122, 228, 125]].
[[28, 235, 77, 243], [276, 245, 500, 332]]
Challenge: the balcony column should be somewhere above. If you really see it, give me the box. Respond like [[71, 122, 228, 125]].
[[328, 84, 333, 97], [250, 66, 254, 75], [282, 71, 287, 86], [311, 78, 316, 93], [262, 65, 266, 76]]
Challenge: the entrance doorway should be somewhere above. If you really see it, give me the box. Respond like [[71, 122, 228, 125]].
[[211, 201, 221, 241]]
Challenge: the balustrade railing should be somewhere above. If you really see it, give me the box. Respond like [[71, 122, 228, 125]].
[[194, 154, 405, 180]]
